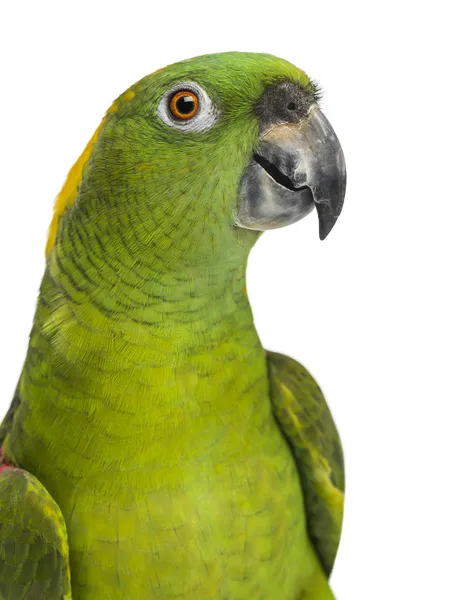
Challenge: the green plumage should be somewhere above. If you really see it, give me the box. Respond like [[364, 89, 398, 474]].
[[0, 52, 344, 599], [268, 353, 344, 576], [0, 467, 71, 599]]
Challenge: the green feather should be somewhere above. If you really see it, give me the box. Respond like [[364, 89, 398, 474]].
[[1, 52, 341, 599], [267, 351, 345, 576], [0, 467, 71, 600]]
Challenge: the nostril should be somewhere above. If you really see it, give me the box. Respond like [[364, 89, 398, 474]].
[[287, 102, 296, 111]]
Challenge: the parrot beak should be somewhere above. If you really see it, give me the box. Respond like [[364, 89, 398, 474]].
[[236, 104, 346, 239]]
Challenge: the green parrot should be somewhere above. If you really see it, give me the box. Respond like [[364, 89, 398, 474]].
[[0, 52, 346, 599]]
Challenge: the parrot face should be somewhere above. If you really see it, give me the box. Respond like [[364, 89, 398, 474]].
[[51, 52, 345, 269]]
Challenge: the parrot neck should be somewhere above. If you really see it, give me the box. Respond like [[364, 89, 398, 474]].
[[17, 244, 268, 478], [46, 237, 255, 337]]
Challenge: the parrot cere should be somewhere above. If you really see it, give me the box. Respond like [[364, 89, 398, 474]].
[[0, 52, 346, 599]]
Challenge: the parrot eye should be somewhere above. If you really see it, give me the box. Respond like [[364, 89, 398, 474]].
[[169, 91, 199, 120], [157, 81, 218, 132]]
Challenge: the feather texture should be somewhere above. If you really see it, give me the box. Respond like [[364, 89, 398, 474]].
[[1, 52, 341, 599]]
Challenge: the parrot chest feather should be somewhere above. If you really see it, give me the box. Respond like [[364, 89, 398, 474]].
[[60, 409, 318, 599], [9, 375, 319, 599], [5, 275, 322, 598]]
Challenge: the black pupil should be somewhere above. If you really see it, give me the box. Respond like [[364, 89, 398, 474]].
[[175, 94, 196, 115]]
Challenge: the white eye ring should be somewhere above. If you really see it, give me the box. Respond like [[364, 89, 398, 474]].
[[157, 81, 218, 132]]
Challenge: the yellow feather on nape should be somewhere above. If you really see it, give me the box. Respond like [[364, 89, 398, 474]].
[[45, 89, 137, 256], [45, 121, 104, 256]]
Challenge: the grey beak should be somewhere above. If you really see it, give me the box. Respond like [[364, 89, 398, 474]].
[[236, 104, 346, 239]]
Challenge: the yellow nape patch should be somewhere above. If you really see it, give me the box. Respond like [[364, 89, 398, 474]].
[[45, 119, 104, 255], [45, 89, 136, 256], [123, 89, 136, 102]]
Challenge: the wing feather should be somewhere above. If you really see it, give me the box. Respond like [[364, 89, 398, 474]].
[[267, 351, 344, 576], [0, 464, 71, 600]]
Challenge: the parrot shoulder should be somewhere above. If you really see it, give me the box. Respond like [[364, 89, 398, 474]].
[[0, 387, 21, 447], [0, 463, 71, 600], [267, 350, 344, 577]]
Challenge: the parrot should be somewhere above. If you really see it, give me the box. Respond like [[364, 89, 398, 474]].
[[0, 52, 346, 600]]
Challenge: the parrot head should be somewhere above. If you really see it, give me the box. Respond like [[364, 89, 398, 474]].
[[47, 52, 346, 270]]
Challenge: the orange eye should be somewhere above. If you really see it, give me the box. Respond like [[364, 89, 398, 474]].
[[169, 90, 199, 120]]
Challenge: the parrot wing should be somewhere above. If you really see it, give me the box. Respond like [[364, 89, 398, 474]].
[[267, 351, 345, 577], [0, 387, 21, 447], [0, 463, 72, 600]]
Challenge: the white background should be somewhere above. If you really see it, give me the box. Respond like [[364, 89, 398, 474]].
[[1, 2, 467, 598]]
